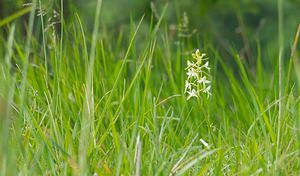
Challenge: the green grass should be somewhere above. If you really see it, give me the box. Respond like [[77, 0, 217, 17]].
[[1, 1, 300, 175]]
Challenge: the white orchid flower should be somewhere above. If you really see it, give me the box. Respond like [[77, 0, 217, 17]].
[[197, 76, 211, 84], [185, 80, 192, 92], [187, 68, 198, 79], [187, 89, 198, 100]]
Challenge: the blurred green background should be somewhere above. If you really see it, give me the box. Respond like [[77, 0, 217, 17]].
[[1, 0, 299, 64]]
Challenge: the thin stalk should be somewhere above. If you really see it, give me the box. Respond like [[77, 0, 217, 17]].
[[276, 0, 284, 170], [58, 0, 64, 138], [38, 0, 48, 85]]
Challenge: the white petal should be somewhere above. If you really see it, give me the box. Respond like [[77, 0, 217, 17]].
[[200, 138, 210, 149]]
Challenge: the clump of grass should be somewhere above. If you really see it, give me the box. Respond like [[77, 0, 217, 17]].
[[0, 1, 299, 175]]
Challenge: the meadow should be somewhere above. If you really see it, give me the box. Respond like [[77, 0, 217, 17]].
[[0, 0, 300, 175]]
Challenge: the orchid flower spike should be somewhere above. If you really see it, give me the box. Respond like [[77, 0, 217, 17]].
[[184, 49, 212, 100]]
